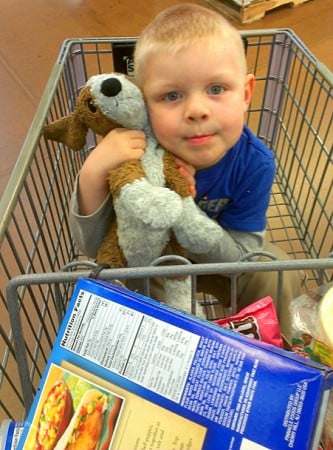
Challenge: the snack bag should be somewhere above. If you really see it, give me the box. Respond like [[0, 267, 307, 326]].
[[215, 296, 283, 348]]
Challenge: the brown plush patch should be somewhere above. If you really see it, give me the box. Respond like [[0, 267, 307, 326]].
[[43, 112, 88, 151], [163, 152, 191, 198], [76, 86, 119, 137], [96, 220, 127, 268], [108, 159, 146, 198]]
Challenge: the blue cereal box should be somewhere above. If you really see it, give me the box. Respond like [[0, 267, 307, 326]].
[[19, 278, 333, 449]]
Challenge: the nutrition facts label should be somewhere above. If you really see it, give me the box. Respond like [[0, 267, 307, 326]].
[[60, 289, 200, 403]]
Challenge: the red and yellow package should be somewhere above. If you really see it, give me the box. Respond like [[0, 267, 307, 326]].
[[215, 296, 283, 348]]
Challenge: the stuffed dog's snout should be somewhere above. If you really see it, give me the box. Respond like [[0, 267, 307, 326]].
[[101, 77, 122, 97]]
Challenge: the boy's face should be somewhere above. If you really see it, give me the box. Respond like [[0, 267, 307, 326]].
[[141, 42, 255, 170]]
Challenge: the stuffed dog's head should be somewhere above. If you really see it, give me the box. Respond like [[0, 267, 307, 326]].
[[43, 73, 148, 151]]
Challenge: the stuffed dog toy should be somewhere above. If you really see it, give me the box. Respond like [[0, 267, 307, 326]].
[[43, 73, 222, 314]]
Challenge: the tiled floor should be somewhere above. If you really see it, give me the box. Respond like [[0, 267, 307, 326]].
[[0, 0, 332, 196]]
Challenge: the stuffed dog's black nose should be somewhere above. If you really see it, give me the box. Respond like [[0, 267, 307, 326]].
[[101, 77, 122, 97]]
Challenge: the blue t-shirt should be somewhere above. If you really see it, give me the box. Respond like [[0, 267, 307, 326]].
[[195, 126, 275, 232]]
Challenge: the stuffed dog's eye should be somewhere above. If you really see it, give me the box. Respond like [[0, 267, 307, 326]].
[[87, 98, 97, 113]]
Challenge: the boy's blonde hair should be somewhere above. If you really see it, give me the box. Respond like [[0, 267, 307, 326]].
[[134, 3, 247, 84]]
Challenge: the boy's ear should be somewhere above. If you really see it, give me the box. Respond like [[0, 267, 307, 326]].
[[244, 74, 255, 110]]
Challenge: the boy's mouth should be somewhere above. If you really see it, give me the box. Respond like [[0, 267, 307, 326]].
[[186, 134, 214, 145]]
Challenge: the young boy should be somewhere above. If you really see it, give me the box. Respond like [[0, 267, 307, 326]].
[[70, 3, 303, 340]]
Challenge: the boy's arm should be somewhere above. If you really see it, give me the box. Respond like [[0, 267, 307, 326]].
[[78, 128, 146, 215], [71, 171, 264, 263], [70, 174, 114, 258], [70, 127, 146, 256]]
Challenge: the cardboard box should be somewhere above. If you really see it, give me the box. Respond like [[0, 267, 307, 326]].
[[19, 278, 333, 449], [205, 0, 311, 25]]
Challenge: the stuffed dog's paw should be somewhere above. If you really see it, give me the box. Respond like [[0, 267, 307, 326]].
[[173, 197, 222, 253], [164, 277, 207, 319], [117, 179, 183, 229]]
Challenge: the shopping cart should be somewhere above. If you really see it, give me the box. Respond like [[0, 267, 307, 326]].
[[1, 30, 332, 421]]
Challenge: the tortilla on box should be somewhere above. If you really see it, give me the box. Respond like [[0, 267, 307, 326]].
[[19, 278, 333, 450]]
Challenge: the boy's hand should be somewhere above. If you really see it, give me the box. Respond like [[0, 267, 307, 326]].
[[174, 157, 197, 197], [93, 128, 146, 173], [78, 128, 146, 215]]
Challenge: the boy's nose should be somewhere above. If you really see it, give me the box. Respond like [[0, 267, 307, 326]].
[[184, 95, 209, 122]]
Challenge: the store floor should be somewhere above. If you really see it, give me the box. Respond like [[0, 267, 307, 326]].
[[0, 0, 332, 196]]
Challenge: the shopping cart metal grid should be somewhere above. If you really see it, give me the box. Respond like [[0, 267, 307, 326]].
[[1, 29, 332, 420]]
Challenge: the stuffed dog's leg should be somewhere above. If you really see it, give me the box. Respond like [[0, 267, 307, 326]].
[[173, 197, 223, 254], [109, 160, 182, 229], [96, 221, 127, 268], [162, 153, 223, 253], [117, 179, 182, 229], [164, 277, 206, 319]]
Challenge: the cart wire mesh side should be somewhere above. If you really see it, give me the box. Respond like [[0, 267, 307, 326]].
[[1, 30, 332, 420]]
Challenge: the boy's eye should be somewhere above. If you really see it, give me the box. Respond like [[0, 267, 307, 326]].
[[164, 91, 182, 102], [208, 84, 224, 95]]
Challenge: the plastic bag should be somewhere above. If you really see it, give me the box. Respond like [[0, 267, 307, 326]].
[[289, 283, 333, 367], [289, 283, 333, 450]]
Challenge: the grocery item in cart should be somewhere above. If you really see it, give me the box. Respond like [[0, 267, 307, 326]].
[[290, 283, 333, 450], [0, 421, 24, 450], [19, 278, 333, 450], [317, 286, 333, 348], [215, 296, 283, 347], [290, 283, 333, 368]]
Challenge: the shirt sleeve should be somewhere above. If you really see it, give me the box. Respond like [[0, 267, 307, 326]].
[[69, 174, 114, 258]]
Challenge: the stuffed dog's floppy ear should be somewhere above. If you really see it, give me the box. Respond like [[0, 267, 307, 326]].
[[43, 113, 88, 151]]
